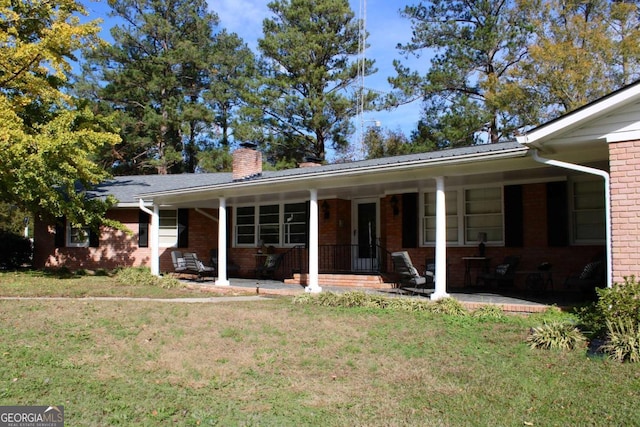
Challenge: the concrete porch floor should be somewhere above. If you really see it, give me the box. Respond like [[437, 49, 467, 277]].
[[182, 277, 584, 313]]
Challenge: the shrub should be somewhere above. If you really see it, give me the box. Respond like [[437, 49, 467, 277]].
[[428, 297, 468, 316], [576, 276, 640, 337], [339, 291, 369, 307], [600, 319, 640, 363], [115, 267, 182, 289], [314, 291, 343, 307], [292, 293, 314, 305], [526, 321, 586, 351], [0, 230, 32, 268], [472, 305, 506, 321]]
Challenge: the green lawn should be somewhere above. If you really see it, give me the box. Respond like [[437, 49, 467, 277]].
[[0, 269, 250, 298], [0, 271, 638, 426]]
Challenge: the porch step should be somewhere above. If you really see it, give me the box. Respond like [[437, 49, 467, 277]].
[[285, 273, 395, 289]]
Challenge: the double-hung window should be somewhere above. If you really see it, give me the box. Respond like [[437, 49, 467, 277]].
[[571, 178, 605, 243], [258, 205, 280, 245], [284, 202, 307, 244], [422, 186, 503, 246], [158, 210, 178, 247], [67, 224, 90, 247], [464, 187, 503, 244], [235, 202, 308, 247], [423, 191, 458, 244], [236, 206, 256, 245]]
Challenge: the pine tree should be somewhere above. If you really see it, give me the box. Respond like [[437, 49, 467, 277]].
[[81, 0, 219, 174], [255, 0, 377, 162]]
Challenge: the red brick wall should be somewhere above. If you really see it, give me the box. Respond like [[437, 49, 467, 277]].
[[609, 140, 640, 283], [33, 183, 606, 290], [34, 208, 219, 273], [33, 209, 151, 270], [383, 185, 602, 290]]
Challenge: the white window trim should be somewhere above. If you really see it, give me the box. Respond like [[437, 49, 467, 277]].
[[158, 209, 178, 248], [66, 223, 90, 248], [234, 200, 308, 248], [421, 185, 504, 247], [569, 176, 606, 245]]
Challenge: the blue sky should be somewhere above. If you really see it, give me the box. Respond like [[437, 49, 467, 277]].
[[214, 0, 426, 138], [81, 0, 427, 145]]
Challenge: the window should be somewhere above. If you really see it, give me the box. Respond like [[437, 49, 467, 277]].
[[422, 186, 503, 246], [571, 179, 605, 242], [67, 224, 90, 247], [236, 206, 256, 245], [423, 191, 458, 244], [284, 203, 307, 244], [159, 210, 178, 247], [464, 187, 503, 244], [259, 205, 280, 245], [235, 202, 308, 247]]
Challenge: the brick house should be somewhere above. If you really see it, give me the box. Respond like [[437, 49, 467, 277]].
[[34, 81, 640, 299]]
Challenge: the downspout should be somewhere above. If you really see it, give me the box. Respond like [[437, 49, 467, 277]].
[[139, 199, 160, 276], [530, 150, 612, 288]]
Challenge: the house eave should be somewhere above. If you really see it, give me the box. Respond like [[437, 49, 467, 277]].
[[516, 80, 640, 148], [137, 146, 530, 203]]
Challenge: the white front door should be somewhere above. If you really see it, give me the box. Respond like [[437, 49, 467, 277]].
[[352, 199, 379, 272]]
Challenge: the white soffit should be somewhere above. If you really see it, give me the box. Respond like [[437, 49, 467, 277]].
[[516, 82, 640, 147]]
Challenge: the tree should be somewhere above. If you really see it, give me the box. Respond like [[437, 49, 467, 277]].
[[0, 0, 120, 228], [389, 0, 532, 147], [196, 30, 258, 172], [81, 0, 219, 174], [256, 0, 377, 163], [512, 0, 640, 123], [362, 127, 413, 159]]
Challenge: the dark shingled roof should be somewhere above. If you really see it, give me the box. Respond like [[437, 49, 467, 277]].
[[92, 141, 525, 204]]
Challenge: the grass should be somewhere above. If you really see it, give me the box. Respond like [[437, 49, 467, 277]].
[[0, 269, 252, 299], [0, 272, 639, 425]]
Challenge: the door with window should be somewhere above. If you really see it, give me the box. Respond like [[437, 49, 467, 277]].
[[352, 199, 379, 272]]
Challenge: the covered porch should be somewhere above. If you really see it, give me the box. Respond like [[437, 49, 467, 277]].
[[142, 141, 609, 307]]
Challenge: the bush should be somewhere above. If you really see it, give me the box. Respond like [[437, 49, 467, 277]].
[[600, 319, 640, 363], [292, 292, 457, 314], [115, 267, 182, 289], [576, 275, 640, 337], [472, 305, 506, 321], [0, 230, 32, 268], [428, 297, 468, 316], [526, 321, 587, 351]]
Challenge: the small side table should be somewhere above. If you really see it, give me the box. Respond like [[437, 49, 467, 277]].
[[519, 270, 553, 294], [462, 257, 491, 287]]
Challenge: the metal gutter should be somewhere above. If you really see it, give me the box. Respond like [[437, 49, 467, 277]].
[[530, 150, 612, 288]]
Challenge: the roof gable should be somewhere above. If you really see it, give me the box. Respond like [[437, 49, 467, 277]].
[[516, 80, 640, 150]]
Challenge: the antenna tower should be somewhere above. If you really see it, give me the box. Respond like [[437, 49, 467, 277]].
[[356, 0, 367, 159]]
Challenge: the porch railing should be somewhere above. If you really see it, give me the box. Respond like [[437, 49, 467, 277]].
[[275, 243, 393, 280]]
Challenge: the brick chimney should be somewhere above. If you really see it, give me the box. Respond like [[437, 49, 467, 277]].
[[232, 145, 262, 181], [299, 155, 323, 168]]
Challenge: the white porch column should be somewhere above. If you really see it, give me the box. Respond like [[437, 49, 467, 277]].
[[431, 176, 450, 300], [139, 199, 159, 275], [216, 197, 230, 286], [305, 189, 322, 293], [151, 204, 160, 276]]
